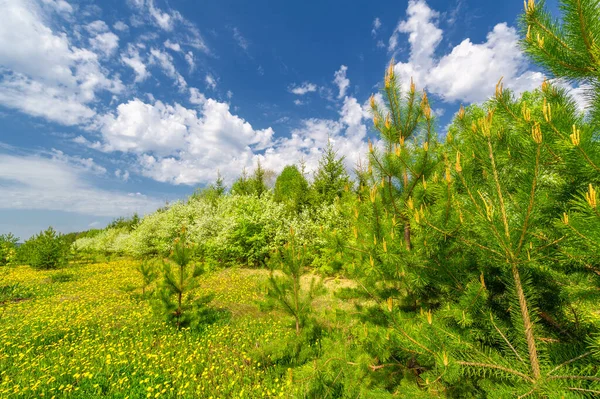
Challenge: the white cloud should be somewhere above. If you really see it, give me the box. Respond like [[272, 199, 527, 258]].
[[115, 169, 130, 181], [121, 45, 149, 82], [149, 48, 187, 89], [0, 0, 123, 124], [113, 21, 129, 31], [130, 0, 180, 31], [333, 65, 350, 99], [226, 90, 233, 99], [40, 0, 73, 13], [289, 82, 317, 95], [205, 74, 217, 90], [390, 0, 544, 104], [189, 87, 206, 104], [0, 153, 161, 216], [372, 17, 382, 36], [90, 32, 119, 56], [50, 149, 107, 175], [233, 27, 249, 51], [164, 39, 182, 52], [294, 99, 304, 106], [184, 51, 195, 71]]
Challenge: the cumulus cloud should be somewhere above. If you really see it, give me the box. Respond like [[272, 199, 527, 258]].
[[113, 21, 129, 31], [0, 0, 123, 125], [0, 153, 161, 216], [333, 65, 350, 99], [390, 0, 544, 104], [289, 82, 317, 95]]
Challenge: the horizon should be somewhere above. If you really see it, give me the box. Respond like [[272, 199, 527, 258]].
[[0, 0, 581, 240]]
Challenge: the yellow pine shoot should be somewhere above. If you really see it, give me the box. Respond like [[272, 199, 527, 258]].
[[495, 77, 504, 98], [373, 235, 377, 246], [370, 185, 377, 203], [536, 33, 545, 48], [480, 273, 486, 289], [373, 115, 379, 126], [426, 309, 432, 325], [570, 125, 581, 146], [353, 226, 358, 239], [561, 212, 569, 225], [524, 0, 535, 14], [385, 115, 391, 130], [457, 104, 465, 120], [526, 25, 532, 41], [370, 255, 374, 267], [532, 123, 543, 144], [522, 102, 531, 122], [368, 139, 374, 153], [407, 197, 414, 210], [423, 141, 429, 151], [369, 94, 375, 109], [387, 297, 393, 312], [410, 77, 416, 94], [585, 184, 597, 209], [542, 98, 552, 122], [455, 151, 462, 173], [382, 238, 387, 253], [395, 144, 401, 157], [445, 167, 452, 184], [399, 135, 405, 147], [422, 175, 427, 190]]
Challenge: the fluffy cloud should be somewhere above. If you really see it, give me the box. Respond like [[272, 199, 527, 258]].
[[390, 0, 544, 104], [333, 65, 350, 99], [0, 0, 123, 125], [86, 20, 120, 56], [90, 98, 274, 184], [0, 153, 161, 216], [289, 82, 317, 95]]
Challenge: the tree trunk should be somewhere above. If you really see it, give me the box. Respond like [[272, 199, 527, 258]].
[[511, 264, 541, 380]]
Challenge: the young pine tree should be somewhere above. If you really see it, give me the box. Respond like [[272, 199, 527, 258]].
[[156, 227, 212, 329], [311, 139, 351, 205], [264, 227, 324, 335]]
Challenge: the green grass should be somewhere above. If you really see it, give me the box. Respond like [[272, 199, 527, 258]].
[[0, 260, 295, 398]]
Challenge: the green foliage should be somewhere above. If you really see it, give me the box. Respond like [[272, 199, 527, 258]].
[[520, 0, 600, 125], [20, 227, 69, 269], [263, 228, 324, 334], [312, 140, 351, 204], [137, 259, 159, 296], [273, 165, 309, 213], [0, 233, 18, 266], [155, 228, 213, 329]]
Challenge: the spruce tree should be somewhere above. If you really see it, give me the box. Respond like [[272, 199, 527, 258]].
[[312, 139, 351, 204]]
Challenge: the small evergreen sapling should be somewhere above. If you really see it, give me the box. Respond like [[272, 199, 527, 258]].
[[264, 227, 324, 335], [137, 259, 158, 297], [156, 227, 212, 329]]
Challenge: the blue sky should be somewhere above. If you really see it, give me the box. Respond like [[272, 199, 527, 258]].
[[0, 0, 573, 240]]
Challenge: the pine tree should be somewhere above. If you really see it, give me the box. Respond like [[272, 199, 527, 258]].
[[264, 227, 323, 335], [156, 227, 212, 329], [312, 139, 351, 204]]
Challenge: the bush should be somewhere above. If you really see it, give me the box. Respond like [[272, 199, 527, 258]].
[[0, 233, 18, 266], [22, 227, 69, 269]]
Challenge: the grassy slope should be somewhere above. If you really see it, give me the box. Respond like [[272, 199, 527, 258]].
[[0, 261, 298, 398]]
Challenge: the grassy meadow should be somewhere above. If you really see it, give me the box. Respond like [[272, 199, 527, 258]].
[[0, 260, 302, 398]]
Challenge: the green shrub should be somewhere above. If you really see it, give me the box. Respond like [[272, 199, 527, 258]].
[[22, 227, 69, 269], [0, 233, 18, 266]]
